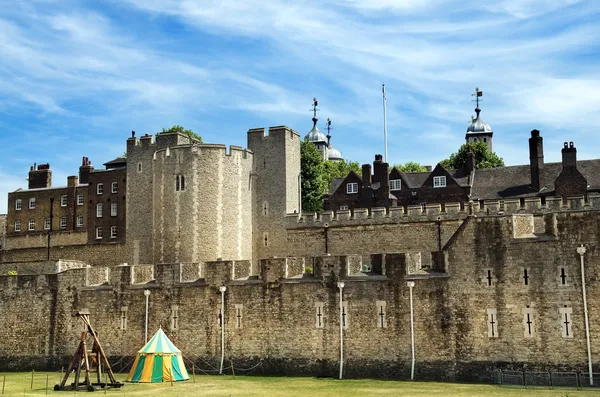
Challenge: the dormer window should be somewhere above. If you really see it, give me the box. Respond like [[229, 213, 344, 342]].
[[390, 179, 401, 191], [433, 176, 446, 188], [346, 183, 358, 194]]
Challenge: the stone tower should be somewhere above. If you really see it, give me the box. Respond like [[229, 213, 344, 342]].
[[248, 126, 301, 265]]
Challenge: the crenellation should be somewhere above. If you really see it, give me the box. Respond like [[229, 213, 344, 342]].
[[444, 202, 462, 214], [85, 265, 109, 286], [504, 199, 521, 213], [132, 264, 154, 284], [371, 207, 386, 219], [567, 195, 585, 210], [524, 197, 542, 211], [546, 196, 563, 210], [406, 205, 422, 217], [388, 206, 404, 218], [353, 208, 369, 219], [483, 200, 500, 215], [285, 257, 305, 278]]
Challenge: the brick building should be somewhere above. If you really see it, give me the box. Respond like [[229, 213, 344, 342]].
[[325, 130, 598, 211]]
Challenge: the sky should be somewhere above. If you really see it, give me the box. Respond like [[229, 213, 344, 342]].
[[1, 0, 600, 213]]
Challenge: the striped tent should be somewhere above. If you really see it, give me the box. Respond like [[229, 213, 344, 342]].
[[127, 328, 189, 383]]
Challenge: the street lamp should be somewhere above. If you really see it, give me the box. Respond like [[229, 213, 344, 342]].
[[577, 245, 593, 386], [407, 281, 416, 380], [219, 286, 227, 375], [337, 281, 345, 380], [144, 290, 151, 343]]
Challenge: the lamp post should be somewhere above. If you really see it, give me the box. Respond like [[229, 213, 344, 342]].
[[407, 281, 416, 380], [219, 285, 227, 375], [337, 281, 345, 380], [577, 245, 593, 386], [143, 289, 151, 343]]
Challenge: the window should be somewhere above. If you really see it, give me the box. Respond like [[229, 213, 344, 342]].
[[560, 307, 573, 338], [111, 203, 117, 217], [15, 199, 22, 210], [28, 219, 35, 231], [235, 304, 243, 329], [171, 306, 179, 330], [340, 205, 349, 211], [522, 307, 535, 338], [346, 182, 358, 194], [60, 217, 67, 229], [376, 301, 387, 328], [522, 268, 530, 286], [110, 226, 117, 239], [29, 198, 36, 209], [137, 163, 142, 173], [76, 216, 84, 228], [390, 179, 401, 191], [96, 203, 103, 218], [111, 182, 118, 194], [558, 267, 568, 286], [433, 176, 446, 188], [44, 218, 51, 230], [315, 302, 324, 329], [97, 183, 103, 195], [487, 308, 498, 338], [95, 227, 102, 239], [60, 195, 67, 207], [175, 174, 185, 191], [14, 221, 21, 232], [77, 194, 84, 206], [120, 307, 128, 330]]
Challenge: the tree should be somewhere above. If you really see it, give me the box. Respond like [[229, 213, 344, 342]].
[[301, 139, 327, 212], [161, 125, 203, 143], [322, 159, 361, 189], [439, 141, 504, 170], [392, 161, 427, 173]]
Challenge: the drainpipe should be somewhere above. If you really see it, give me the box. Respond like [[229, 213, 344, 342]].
[[577, 245, 593, 386], [143, 289, 151, 343], [407, 281, 416, 380], [219, 285, 227, 375], [337, 281, 345, 380]]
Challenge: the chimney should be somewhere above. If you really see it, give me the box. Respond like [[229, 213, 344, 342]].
[[28, 163, 52, 189], [465, 147, 476, 173], [67, 175, 79, 187], [529, 129, 544, 191], [561, 141, 577, 168], [372, 154, 389, 185], [362, 164, 372, 187], [79, 156, 94, 185]]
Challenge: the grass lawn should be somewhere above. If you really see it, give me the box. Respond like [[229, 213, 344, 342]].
[[1, 372, 598, 396]]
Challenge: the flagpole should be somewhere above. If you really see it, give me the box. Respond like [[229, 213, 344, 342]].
[[382, 83, 388, 163]]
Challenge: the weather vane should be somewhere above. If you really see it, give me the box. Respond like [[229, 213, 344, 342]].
[[472, 87, 483, 109], [311, 98, 319, 119], [326, 118, 332, 136]]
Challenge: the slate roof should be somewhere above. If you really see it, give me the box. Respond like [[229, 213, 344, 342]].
[[103, 157, 127, 169], [328, 178, 345, 195], [471, 159, 600, 199], [398, 169, 470, 189]]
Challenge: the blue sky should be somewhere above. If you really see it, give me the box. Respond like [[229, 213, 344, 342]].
[[1, 0, 600, 213]]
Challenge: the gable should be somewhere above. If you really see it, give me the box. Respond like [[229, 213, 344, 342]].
[[421, 164, 460, 188]]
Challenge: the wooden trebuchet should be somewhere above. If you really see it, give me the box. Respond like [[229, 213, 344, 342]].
[[54, 309, 124, 392]]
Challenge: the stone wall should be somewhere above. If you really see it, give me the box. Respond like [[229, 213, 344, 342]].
[[2, 211, 600, 381], [152, 144, 253, 263], [0, 243, 128, 267]]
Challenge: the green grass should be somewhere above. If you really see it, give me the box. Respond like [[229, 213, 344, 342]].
[[0, 372, 598, 396]]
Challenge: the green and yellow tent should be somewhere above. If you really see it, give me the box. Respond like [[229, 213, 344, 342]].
[[127, 328, 189, 383]]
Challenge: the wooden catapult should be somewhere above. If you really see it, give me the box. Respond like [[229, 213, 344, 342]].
[[55, 309, 124, 392]]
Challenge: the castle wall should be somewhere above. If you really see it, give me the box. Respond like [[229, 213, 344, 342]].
[[152, 144, 253, 263], [2, 211, 600, 380], [0, 243, 128, 267]]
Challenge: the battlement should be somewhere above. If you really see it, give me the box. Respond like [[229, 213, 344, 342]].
[[152, 143, 252, 160], [247, 125, 300, 141], [286, 194, 600, 228]]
